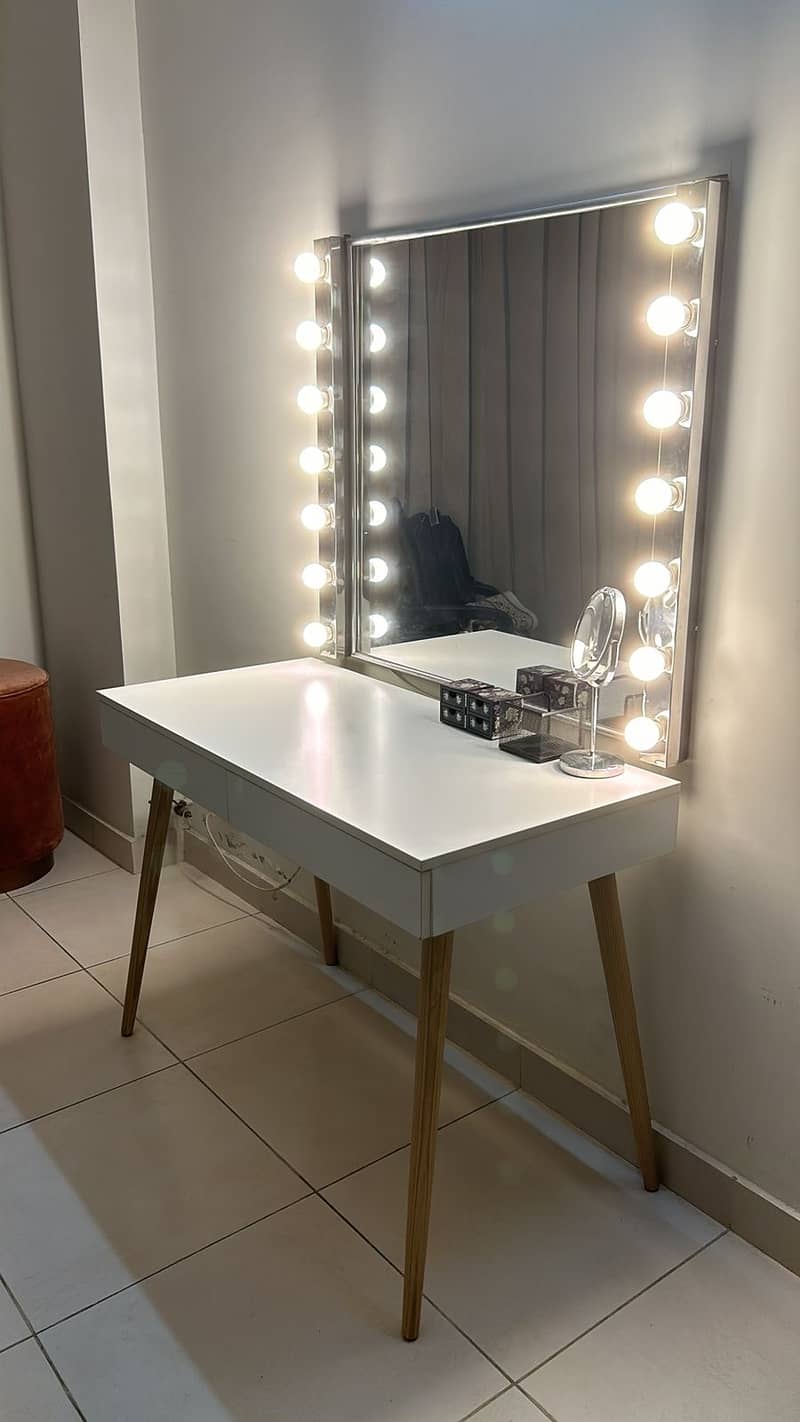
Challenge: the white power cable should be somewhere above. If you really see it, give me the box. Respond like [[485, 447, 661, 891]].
[[202, 812, 301, 900]]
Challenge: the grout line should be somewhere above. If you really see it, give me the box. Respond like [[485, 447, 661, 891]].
[[0, 967, 82, 1001], [182, 987, 368, 1063], [0, 1062, 179, 1140], [0, 1271, 88, 1420], [518, 1227, 729, 1395], [456, 1386, 518, 1421], [11, 867, 118, 900]]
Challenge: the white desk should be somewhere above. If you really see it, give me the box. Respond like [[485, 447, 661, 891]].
[[99, 658, 679, 1339]]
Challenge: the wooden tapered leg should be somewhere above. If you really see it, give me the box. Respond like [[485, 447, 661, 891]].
[[402, 931, 454, 1341], [121, 780, 172, 1037], [588, 873, 659, 1191], [313, 876, 338, 966]]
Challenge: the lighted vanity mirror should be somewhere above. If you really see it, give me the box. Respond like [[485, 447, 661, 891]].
[[295, 178, 725, 766]]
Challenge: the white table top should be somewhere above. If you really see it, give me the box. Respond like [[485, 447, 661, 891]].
[[100, 659, 677, 873]]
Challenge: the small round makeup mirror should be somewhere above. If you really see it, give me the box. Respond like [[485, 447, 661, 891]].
[[560, 587, 626, 779]]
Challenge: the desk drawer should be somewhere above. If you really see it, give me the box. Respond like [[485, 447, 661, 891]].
[[100, 705, 229, 819]]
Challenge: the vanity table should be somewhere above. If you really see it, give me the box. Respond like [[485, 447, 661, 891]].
[[99, 656, 679, 1341]]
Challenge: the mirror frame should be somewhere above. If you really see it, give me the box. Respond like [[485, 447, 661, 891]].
[[300, 177, 726, 767]]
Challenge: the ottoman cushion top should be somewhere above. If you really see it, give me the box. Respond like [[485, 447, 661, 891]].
[[0, 659, 49, 699]]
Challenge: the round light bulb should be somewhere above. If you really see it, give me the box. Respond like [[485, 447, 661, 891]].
[[646, 295, 692, 337], [629, 646, 668, 682], [635, 477, 679, 516], [624, 715, 664, 752], [369, 256, 387, 289], [643, 389, 686, 429], [369, 385, 387, 414], [654, 201, 699, 246], [369, 613, 389, 639], [301, 562, 332, 590], [293, 251, 326, 283], [300, 503, 332, 532], [369, 323, 387, 353], [369, 444, 387, 473], [297, 384, 330, 415], [634, 560, 673, 597], [296, 320, 328, 352], [368, 499, 388, 527], [299, 446, 330, 475], [369, 556, 389, 583], [303, 621, 332, 649]]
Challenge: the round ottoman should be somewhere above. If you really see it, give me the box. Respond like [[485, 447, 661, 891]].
[[0, 660, 63, 891]]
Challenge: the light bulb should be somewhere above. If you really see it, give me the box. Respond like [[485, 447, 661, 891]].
[[634, 560, 673, 597], [646, 295, 693, 336], [301, 562, 332, 590], [297, 384, 330, 414], [369, 444, 387, 473], [369, 323, 387, 353], [303, 621, 332, 649], [369, 385, 387, 414], [369, 256, 387, 289], [635, 477, 680, 516], [369, 613, 389, 639], [293, 251, 326, 283], [300, 503, 332, 531], [368, 499, 387, 527], [654, 201, 700, 246], [299, 446, 331, 475], [624, 715, 664, 752], [296, 320, 328, 351], [643, 389, 687, 429], [369, 556, 389, 582], [629, 646, 668, 681]]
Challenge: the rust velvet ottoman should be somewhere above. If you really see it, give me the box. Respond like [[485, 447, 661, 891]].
[[0, 659, 63, 891]]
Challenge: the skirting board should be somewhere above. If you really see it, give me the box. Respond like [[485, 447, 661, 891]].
[[63, 796, 177, 874], [183, 826, 800, 1281]]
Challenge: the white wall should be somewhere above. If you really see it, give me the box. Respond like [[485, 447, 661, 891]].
[[135, 0, 800, 1208], [0, 196, 40, 664]]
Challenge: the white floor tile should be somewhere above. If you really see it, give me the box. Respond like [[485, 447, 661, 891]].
[[21, 864, 250, 967], [0, 901, 79, 996], [0, 1281, 29, 1351], [0, 972, 173, 1132], [469, 1391, 550, 1421], [92, 915, 358, 1058], [0, 1340, 78, 1419], [11, 830, 114, 897], [325, 1090, 721, 1378], [193, 990, 511, 1187], [44, 1195, 503, 1422], [0, 1065, 307, 1329], [526, 1232, 800, 1421]]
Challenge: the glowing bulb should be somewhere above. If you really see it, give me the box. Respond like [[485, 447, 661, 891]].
[[643, 389, 687, 429], [634, 561, 673, 597], [299, 446, 331, 475], [369, 556, 389, 583], [369, 323, 387, 353], [369, 613, 389, 639], [368, 499, 387, 527], [369, 256, 387, 289], [301, 562, 332, 590], [300, 503, 332, 532], [624, 715, 664, 752], [296, 320, 328, 351], [646, 295, 693, 336], [293, 251, 326, 283], [297, 385, 330, 414], [369, 444, 387, 473], [369, 385, 387, 414], [629, 646, 668, 681], [303, 621, 332, 649], [635, 477, 680, 516], [654, 201, 700, 246]]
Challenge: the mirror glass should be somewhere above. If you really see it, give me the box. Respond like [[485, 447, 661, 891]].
[[571, 587, 625, 685], [347, 179, 724, 764]]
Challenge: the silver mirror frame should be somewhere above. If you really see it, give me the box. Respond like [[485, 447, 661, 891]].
[[299, 177, 726, 767]]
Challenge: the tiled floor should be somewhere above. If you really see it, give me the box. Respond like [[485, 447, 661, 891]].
[[0, 832, 798, 1419]]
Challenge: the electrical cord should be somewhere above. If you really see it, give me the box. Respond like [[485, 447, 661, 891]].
[[202, 811, 302, 900]]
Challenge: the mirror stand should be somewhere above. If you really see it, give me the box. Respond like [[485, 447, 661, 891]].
[[560, 683, 625, 779]]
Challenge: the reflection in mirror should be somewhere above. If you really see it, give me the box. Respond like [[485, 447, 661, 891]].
[[350, 180, 724, 765]]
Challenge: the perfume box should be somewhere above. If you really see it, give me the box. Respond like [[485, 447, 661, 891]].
[[439, 679, 490, 730], [465, 687, 524, 740], [515, 665, 590, 711]]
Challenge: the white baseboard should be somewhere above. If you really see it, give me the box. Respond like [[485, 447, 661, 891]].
[[63, 797, 177, 873], [183, 827, 800, 1281]]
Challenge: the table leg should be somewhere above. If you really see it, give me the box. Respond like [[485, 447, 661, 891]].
[[588, 873, 659, 1191], [313, 877, 338, 966], [121, 779, 172, 1037], [402, 930, 454, 1341]]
